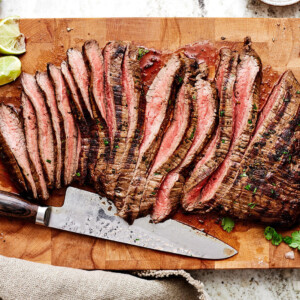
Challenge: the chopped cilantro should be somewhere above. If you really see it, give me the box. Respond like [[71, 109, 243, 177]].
[[223, 86, 227, 91], [248, 203, 256, 209], [221, 217, 235, 233], [189, 127, 196, 140], [272, 182, 276, 186], [154, 172, 160, 175], [220, 110, 225, 117], [166, 168, 171, 172], [248, 119, 252, 124], [284, 231, 300, 250], [178, 76, 183, 84], [244, 184, 251, 191], [253, 187, 257, 194], [271, 189, 275, 194], [104, 139, 109, 146], [151, 192, 156, 196], [115, 145, 119, 149], [135, 238, 140, 242], [253, 104, 258, 110], [264, 226, 282, 246], [192, 95, 196, 100], [296, 91, 300, 94], [46, 159, 51, 164], [282, 151, 288, 154], [240, 172, 247, 178], [76, 172, 81, 177], [137, 48, 149, 60], [221, 139, 225, 143]]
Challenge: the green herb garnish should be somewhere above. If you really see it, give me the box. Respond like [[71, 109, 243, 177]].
[[248, 203, 256, 209], [296, 91, 300, 94], [264, 226, 282, 246], [283, 231, 300, 250], [253, 187, 257, 194], [154, 172, 160, 175], [46, 159, 51, 164], [189, 127, 196, 140], [253, 104, 257, 110], [221, 217, 235, 233], [115, 145, 119, 149], [248, 119, 252, 124], [178, 76, 183, 84], [221, 139, 225, 143], [192, 95, 196, 100], [240, 172, 247, 177], [244, 184, 251, 191], [220, 110, 225, 117], [104, 139, 109, 146], [76, 172, 81, 177], [137, 48, 149, 60]]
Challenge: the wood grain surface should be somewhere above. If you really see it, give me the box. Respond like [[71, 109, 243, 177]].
[[0, 18, 299, 270]]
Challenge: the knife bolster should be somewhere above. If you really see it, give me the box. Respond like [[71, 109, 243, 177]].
[[35, 206, 50, 226]]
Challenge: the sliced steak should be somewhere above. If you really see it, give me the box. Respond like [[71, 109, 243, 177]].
[[223, 70, 300, 226], [48, 64, 79, 185], [21, 73, 55, 189], [182, 48, 239, 211], [0, 104, 37, 197], [67, 48, 94, 119], [101, 41, 128, 196], [21, 92, 49, 200], [118, 54, 184, 223], [104, 44, 143, 203], [61, 60, 90, 184], [36, 71, 64, 189], [139, 67, 197, 218], [152, 72, 218, 223], [189, 38, 262, 212], [83, 40, 110, 189]]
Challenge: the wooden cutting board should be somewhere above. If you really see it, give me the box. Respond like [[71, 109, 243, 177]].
[[0, 18, 299, 270]]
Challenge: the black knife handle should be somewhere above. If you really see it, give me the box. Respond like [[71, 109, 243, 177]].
[[0, 191, 38, 223]]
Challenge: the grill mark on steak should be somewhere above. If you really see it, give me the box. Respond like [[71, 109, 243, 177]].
[[118, 54, 184, 223], [152, 69, 218, 223], [0, 104, 37, 197], [21, 93, 49, 200], [104, 44, 143, 204], [192, 37, 262, 211], [21, 73, 55, 189], [48, 64, 78, 185], [103, 42, 127, 147], [61, 60, 90, 184], [225, 70, 300, 226], [36, 71, 64, 189], [182, 48, 239, 211], [67, 48, 94, 119]]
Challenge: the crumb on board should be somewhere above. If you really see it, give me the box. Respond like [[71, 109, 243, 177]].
[[66, 27, 73, 32], [285, 251, 295, 260]]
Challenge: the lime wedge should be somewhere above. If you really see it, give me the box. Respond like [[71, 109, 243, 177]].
[[0, 16, 26, 55], [0, 56, 21, 85]]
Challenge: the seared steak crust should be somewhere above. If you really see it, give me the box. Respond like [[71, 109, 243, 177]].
[[222, 70, 300, 226], [183, 48, 239, 211], [0, 104, 37, 197]]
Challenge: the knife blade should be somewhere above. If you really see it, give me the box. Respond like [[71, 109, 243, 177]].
[[0, 187, 237, 259]]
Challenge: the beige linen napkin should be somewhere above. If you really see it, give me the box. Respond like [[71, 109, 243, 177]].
[[0, 255, 209, 300]]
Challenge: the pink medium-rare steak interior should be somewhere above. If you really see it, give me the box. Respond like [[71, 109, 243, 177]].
[[36, 71, 63, 189], [138, 55, 181, 160], [21, 73, 55, 188], [48, 64, 78, 185], [83, 40, 106, 122], [0, 104, 37, 198], [21, 93, 49, 200], [67, 48, 93, 119]]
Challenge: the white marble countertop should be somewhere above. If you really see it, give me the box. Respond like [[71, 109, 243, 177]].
[[1, 0, 300, 299]]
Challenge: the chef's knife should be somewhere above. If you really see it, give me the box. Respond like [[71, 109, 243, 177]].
[[0, 187, 237, 259]]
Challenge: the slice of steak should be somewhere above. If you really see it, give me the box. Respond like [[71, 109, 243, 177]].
[[83, 40, 106, 122], [21, 92, 49, 200], [61, 60, 90, 184], [48, 64, 79, 185], [83, 40, 110, 189], [36, 71, 64, 189], [223, 70, 300, 226], [0, 104, 37, 197], [118, 54, 184, 223], [101, 42, 128, 196], [138, 66, 198, 218], [67, 48, 94, 119], [104, 44, 144, 203], [189, 38, 262, 212], [21, 73, 55, 189], [182, 48, 239, 211], [152, 72, 218, 223]]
